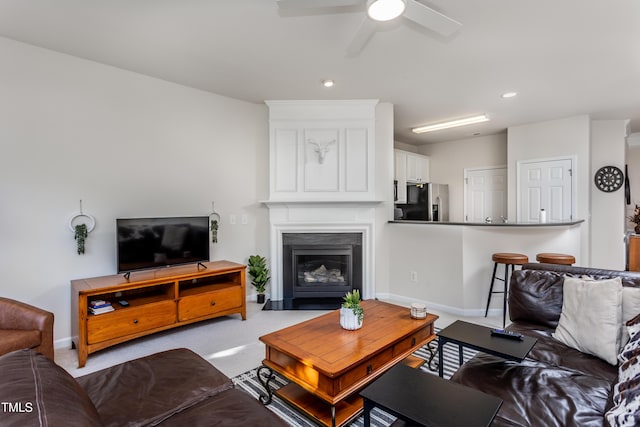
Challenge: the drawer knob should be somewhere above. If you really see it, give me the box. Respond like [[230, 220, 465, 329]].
[[133, 319, 138, 324], [210, 301, 216, 306], [366, 364, 372, 375]]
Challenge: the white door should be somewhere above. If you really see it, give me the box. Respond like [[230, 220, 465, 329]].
[[464, 167, 507, 222], [518, 158, 573, 222]]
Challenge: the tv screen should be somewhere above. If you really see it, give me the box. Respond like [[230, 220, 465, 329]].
[[116, 216, 210, 273]]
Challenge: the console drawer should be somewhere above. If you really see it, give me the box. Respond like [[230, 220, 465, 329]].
[[178, 287, 242, 321], [337, 347, 394, 393], [393, 325, 433, 357], [87, 301, 176, 344]]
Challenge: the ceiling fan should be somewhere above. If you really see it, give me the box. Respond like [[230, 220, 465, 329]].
[[277, 0, 462, 56]]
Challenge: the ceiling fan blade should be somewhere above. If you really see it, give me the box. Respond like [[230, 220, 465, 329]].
[[277, 0, 362, 9], [346, 17, 377, 57], [403, 0, 462, 37]]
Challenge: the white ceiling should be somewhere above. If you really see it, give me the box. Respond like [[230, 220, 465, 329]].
[[0, 0, 638, 145]]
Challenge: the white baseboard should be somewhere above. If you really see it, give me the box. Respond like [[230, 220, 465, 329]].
[[375, 292, 503, 318], [54, 336, 73, 350]]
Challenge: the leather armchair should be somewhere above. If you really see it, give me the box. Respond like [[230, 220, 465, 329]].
[[0, 297, 54, 360]]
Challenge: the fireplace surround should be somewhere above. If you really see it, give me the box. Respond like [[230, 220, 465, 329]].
[[282, 232, 363, 300], [264, 201, 377, 304]]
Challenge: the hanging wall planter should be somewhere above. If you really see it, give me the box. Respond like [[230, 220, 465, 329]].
[[69, 200, 95, 255], [210, 201, 221, 244]]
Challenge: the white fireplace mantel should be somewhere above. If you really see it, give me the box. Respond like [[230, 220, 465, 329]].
[[265, 201, 379, 301]]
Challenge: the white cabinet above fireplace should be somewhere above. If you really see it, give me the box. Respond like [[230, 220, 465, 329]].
[[266, 100, 378, 202]]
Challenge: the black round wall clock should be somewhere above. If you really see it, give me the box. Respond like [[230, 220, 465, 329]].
[[594, 166, 624, 192]]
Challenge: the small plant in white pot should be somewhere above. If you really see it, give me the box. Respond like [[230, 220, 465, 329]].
[[340, 289, 363, 330]]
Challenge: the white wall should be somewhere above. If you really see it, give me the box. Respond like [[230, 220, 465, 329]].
[[507, 115, 591, 264], [0, 37, 269, 348], [591, 120, 628, 269], [419, 134, 507, 222], [375, 103, 395, 296], [626, 133, 640, 229], [394, 141, 419, 153]]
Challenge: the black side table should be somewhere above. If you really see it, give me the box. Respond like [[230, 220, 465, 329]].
[[360, 364, 502, 427], [436, 320, 537, 377]]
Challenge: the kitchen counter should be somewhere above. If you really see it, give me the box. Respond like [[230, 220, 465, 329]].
[[390, 219, 584, 227], [386, 218, 585, 318]]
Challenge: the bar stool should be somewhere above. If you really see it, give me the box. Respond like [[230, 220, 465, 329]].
[[536, 253, 575, 265], [485, 252, 529, 327]]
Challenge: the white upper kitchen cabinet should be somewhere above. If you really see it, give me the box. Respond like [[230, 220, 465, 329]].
[[405, 152, 430, 183]]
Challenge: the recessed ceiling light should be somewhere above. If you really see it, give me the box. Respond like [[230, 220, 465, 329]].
[[367, 0, 406, 22], [501, 92, 517, 99], [412, 114, 490, 134], [321, 79, 334, 88]]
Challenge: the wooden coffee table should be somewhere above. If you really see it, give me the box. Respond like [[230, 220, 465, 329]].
[[258, 300, 438, 427]]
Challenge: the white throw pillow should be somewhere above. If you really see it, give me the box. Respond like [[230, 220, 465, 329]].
[[623, 287, 640, 327], [552, 276, 623, 365], [582, 276, 640, 348]]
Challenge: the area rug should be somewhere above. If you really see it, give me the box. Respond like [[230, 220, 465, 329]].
[[232, 334, 478, 427]]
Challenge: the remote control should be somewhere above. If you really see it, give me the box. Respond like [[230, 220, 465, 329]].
[[119, 300, 129, 307], [491, 328, 523, 340]]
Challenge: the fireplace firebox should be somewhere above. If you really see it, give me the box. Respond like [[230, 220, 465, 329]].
[[282, 233, 363, 301]]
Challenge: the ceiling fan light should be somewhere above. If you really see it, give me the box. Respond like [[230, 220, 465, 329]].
[[412, 114, 490, 134], [367, 0, 406, 22]]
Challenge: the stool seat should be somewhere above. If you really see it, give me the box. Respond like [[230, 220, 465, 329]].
[[492, 253, 529, 265], [536, 253, 575, 265]]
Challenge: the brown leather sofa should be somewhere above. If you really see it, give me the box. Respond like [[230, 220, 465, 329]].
[[0, 297, 54, 360], [451, 263, 640, 427], [0, 347, 286, 426]]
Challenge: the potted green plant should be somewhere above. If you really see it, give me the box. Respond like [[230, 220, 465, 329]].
[[340, 289, 364, 330], [247, 255, 270, 304]]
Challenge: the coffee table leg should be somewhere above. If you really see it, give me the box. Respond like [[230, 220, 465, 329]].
[[331, 405, 336, 427], [438, 338, 444, 377], [256, 366, 275, 405], [363, 398, 373, 426], [426, 340, 438, 372]]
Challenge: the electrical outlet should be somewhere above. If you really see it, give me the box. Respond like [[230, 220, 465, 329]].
[[241, 214, 248, 225], [229, 214, 236, 225], [410, 271, 418, 282]]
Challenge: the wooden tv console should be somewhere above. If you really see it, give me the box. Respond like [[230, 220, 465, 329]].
[[71, 260, 246, 368]]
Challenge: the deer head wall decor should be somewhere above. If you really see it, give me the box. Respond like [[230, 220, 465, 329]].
[[307, 139, 336, 164]]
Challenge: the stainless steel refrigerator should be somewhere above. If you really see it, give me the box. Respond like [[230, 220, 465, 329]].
[[427, 183, 449, 222], [396, 182, 449, 221]]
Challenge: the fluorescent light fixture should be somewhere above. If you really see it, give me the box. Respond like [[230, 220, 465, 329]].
[[501, 91, 517, 98], [412, 114, 490, 134], [367, 0, 405, 22], [321, 79, 334, 88]]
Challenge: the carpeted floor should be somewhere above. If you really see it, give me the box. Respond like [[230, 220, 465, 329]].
[[232, 336, 478, 427]]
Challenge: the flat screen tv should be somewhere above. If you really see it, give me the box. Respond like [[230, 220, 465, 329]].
[[116, 216, 210, 273]]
